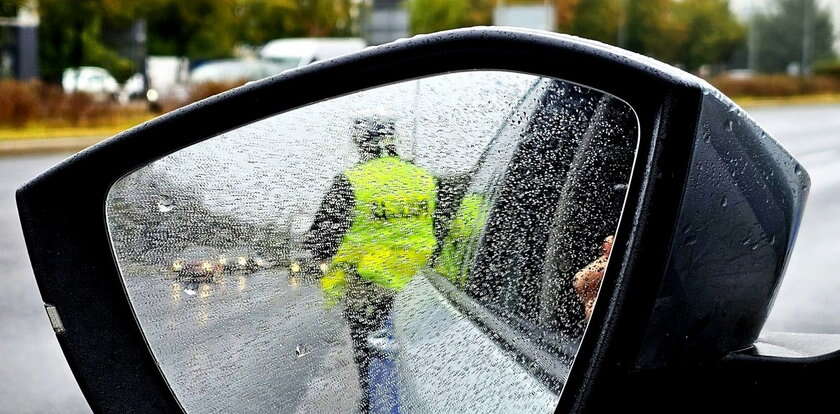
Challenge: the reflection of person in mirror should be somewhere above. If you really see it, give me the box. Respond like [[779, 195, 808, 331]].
[[574, 236, 614, 320], [304, 113, 436, 413]]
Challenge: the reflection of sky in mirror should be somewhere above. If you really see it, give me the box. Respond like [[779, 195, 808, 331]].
[[142, 71, 541, 226]]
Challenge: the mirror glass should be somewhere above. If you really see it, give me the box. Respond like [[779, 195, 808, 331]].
[[106, 70, 639, 413]]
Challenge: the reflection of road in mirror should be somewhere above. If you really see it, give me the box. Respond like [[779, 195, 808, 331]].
[[288, 275, 300, 288], [237, 275, 247, 292], [195, 303, 209, 327], [170, 282, 182, 302], [120, 265, 360, 413], [165, 275, 255, 305]]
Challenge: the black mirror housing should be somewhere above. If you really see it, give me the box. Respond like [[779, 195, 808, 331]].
[[16, 27, 811, 412], [638, 92, 809, 369]]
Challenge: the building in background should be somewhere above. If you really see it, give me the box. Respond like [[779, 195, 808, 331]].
[[364, 0, 408, 45], [0, 1, 38, 80], [493, 3, 555, 32], [364, 0, 557, 45]]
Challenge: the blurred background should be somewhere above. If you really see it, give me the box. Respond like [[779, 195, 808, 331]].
[[0, 0, 837, 136], [1, 1, 839, 413]]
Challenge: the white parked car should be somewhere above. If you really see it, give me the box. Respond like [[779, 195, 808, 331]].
[[259, 38, 366, 69], [61, 66, 119, 100], [118, 72, 146, 104], [189, 59, 288, 84]]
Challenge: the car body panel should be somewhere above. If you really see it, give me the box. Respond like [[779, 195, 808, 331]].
[[394, 272, 560, 413]]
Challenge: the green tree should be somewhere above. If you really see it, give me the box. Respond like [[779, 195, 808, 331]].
[[144, 0, 359, 57], [553, 0, 581, 33], [234, 0, 299, 45], [36, 0, 367, 83], [283, 0, 358, 37], [569, 0, 674, 57], [0, 0, 22, 17], [752, 0, 836, 73], [144, 0, 239, 60], [669, 0, 745, 72], [623, 0, 676, 58], [0, 0, 23, 64], [407, 0, 493, 35], [569, 0, 744, 72], [38, 0, 137, 82], [568, 0, 622, 44]]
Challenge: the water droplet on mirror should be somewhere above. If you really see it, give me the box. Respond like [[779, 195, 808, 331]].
[[295, 344, 309, 358], [157, 196, 174, 213]]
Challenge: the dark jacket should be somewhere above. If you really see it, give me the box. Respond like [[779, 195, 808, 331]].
[[303, 174, 354, 262]]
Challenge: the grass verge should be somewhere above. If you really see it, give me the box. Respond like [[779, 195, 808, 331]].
[[733, 93, 840, 108], [0, 114, 153, 141]]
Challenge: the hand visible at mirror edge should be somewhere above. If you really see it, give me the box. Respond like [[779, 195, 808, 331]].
[[574, 236, 614, 320]]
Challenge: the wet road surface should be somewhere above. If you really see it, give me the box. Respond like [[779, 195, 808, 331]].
[[751, 104, 840, 333], [121, 267, 360, 413]]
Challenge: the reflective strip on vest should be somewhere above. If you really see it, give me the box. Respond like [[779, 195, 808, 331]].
[[326, 157, 436, 294]]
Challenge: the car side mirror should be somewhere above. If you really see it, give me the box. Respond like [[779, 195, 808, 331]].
[[17, 28, 820, 413]]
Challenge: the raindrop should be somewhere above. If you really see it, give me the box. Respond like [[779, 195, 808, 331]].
[[725, 120, 734, 132], [720, 196, 728, 207], [794, 164, 803, 176], [685, 236, 698, 246], [157, 195, 175, 213]]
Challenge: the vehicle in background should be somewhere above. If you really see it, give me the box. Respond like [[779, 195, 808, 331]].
[[288, 249, 326, 278], [171, 246, 225, 282], [286, 210, 325, 279], [61, 66, 119, 101], [118, 72, 146, 104], [724, 69, 755, 79], [189, 59, 288, 84], [144, 56, 190, 110], [225, 248, 271, 273], [259, 38, 366, 69]]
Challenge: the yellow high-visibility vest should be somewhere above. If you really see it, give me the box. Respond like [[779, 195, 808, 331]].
[[321, 157, 436, 302], [434, 194, 488, 287]]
